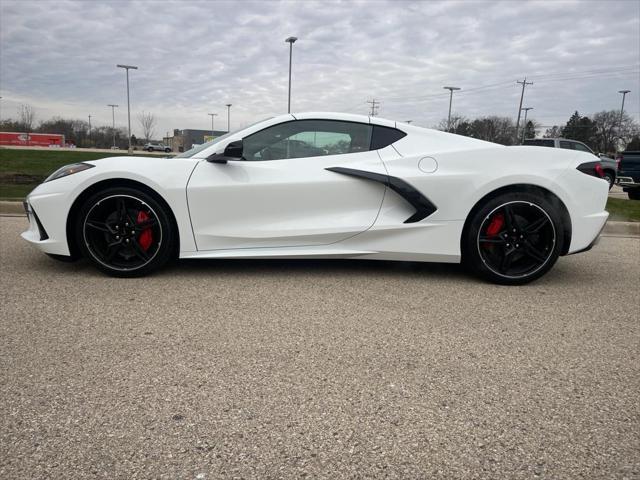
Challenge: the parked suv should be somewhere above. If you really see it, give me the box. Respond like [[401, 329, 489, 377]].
[[616, 150, 640, 200], [523, 138, 617, 189], [143, 142, 171, 153]]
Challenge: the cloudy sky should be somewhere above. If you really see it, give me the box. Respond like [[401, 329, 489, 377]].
[[1, 0, 638, 138]]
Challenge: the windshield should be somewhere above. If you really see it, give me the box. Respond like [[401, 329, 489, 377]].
[[174, 117, 273, 158]]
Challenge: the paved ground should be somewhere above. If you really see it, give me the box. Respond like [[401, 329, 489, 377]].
[[609, 185, 630, 200], [1, 216, 638, 479]]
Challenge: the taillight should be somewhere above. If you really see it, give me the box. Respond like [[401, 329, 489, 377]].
[[594, 164, 605, 178], [577, 161, 606, 179]]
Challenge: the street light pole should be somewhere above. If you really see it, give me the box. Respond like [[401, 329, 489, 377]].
[[285, 36, 297, 113], [226, 104, 232, 132], [208, 113, 218, 137], [88, 115, 92, 146], [107, 104, 118, 148], [618, 89, 631, 123], [117, 64, 138, 154], [443, 86, 461, 132], [520, 107, 533, 143]]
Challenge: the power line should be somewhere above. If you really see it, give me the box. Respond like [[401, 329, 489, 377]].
[[367, 98, 380, 116], [381, 66, 639, 104]]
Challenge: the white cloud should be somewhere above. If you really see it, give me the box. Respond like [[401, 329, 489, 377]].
[[0, 0, 638, 137]]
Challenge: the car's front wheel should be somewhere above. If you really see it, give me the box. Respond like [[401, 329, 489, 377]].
[[462, 192, 564, 285], [75, 187, 176, 277], [147, 147, 154, 152]]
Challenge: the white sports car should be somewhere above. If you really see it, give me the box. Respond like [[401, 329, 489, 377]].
[[22, 112, 609, 284]]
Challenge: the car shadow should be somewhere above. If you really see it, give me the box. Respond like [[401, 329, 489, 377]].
[[169, 257, 472, 281]]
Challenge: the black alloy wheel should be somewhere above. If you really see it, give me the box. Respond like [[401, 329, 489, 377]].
[[463, 192, 564, 285], [76, 187, 176, 277]]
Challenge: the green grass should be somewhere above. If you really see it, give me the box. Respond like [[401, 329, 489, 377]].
[[606, 197, 640, 222], [0, 148, 174, 200], [0, 183, 33, 200], [0, 148, 170, 176]]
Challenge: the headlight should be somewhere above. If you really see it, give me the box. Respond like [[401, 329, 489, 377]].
[[44, 163, 95, 182]]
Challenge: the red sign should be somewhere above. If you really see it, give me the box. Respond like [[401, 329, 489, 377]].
[[0, 132, 65, 147]]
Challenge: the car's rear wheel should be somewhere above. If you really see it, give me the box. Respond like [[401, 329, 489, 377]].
[[75, 187, 176, 277], [603, 172, 615, 190], [164, 148, 171, 153], [147, 147, 154, 152], [462, 192, 564, 285]]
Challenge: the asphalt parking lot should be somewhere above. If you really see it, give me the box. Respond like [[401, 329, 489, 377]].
[[1, 216, 638, 479]]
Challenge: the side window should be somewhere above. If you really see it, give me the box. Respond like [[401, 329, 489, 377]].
[[370, 125, 406, 150], [573, 142, 593, 153], [559, 141, 575, 150], [523, 139, 554, 147], [243, 120, 373, 161]]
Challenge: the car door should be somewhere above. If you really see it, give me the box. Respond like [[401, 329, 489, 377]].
[[187, 119, 388, 251]]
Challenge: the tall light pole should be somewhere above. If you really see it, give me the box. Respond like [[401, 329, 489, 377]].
[[207, 113, 218, 137], [443, 86, 460, 132], [618, 90, 631, 124], [88, 115, 92, 146], [117, 64, 138, 154], [285, 36, 297, 113], [107, 104, 118, 148], [520, 107, 533, 143], [226, 104, 232, 132]]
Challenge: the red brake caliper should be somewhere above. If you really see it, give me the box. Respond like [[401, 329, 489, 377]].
[[136, 211, 153, 251], [486, 213, 504, 237]]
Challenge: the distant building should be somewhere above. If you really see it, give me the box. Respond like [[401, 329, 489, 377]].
[[166, 129, 227, 152]]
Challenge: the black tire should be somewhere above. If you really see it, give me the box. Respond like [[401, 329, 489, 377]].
[[165, 148, 171, 153], [147, 147, 154, 152], [75, 186, 176, 277], [628, 190, 640, 200], [462, 191, 564, 285], [604, 172, 615, 190]]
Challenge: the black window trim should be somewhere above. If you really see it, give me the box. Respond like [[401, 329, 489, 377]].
[[240, 118, 407, 162]]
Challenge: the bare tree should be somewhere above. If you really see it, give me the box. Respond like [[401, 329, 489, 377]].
[[435, 114, 468, 133], [543, 126, 562, 138], [137, 111, 156, 142], [591, 110, 639, 153], [18, 104, 36, 132]]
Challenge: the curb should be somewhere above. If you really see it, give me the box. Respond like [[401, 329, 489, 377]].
[[0, 201, 24, 215], [1, 201, 639, 237]]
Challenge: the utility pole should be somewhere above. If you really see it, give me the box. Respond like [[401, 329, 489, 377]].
[[285, 36, 297, 113], [208, 113, 218, 137], [88, 115, 92, 146], [514, 78, 533, 143], [367, 99, 380, 116], [618, 90, 631, 124], [443, 86, 461, 132], [226, 104, 232, 132], [520, 107, 534, 143], [107, 104, 118, 149], [117, 64, 138, 154]]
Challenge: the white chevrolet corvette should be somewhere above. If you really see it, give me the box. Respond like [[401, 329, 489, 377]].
[[22, 112, 609, 284]]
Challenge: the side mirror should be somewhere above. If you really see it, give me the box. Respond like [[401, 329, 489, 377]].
[[207, 140, 244, 164]]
